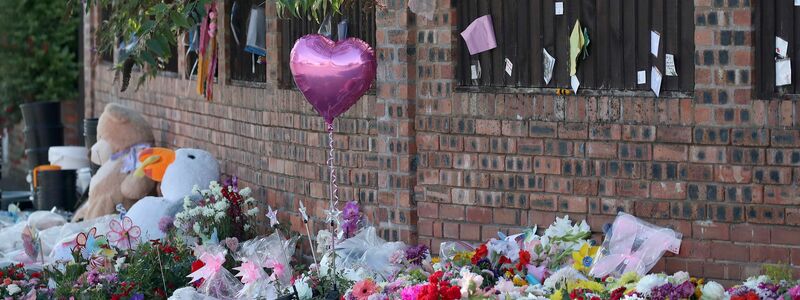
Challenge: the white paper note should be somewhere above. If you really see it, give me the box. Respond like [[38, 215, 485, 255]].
[[776, 36, 789, 58], [505, 58, 513, 76], [555, 2, 564, 15], [777, 58, 792, 86], [651, 31, 661, 57], [470, 64, 481, 80], [637, 70, 647, 84], [651, 67, 663, 97], [570, 75, 580, 93], [665, 54, 678, 76], [543, 49, 555, 84]]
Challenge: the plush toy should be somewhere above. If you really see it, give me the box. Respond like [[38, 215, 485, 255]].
[[72, 104, 156, 221], [127, 148, 220, 241]]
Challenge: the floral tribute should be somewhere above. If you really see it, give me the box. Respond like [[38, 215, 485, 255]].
[[2, 187, 800, 299], [174, 179, 260, 243]]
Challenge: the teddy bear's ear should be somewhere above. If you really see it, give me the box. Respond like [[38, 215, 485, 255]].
[[102, 103, 131, 124]]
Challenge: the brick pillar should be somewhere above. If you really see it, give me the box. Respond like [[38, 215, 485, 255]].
[[375, 2, 418, 243]]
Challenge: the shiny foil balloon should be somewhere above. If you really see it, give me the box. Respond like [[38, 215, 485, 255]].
[[290, 34, 377, 124]]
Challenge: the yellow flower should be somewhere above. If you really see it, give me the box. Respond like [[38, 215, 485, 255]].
[[571, 280, 604, 292], [513, 275, 527, 286], [550, 289, 564, 300], [431, 257, 441, 264], [572, 243, 599, 273], [692, 277, 705, 298]]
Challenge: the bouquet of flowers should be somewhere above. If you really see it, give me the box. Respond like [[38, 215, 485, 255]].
[[0, 263, 50, 299], [174, 180, 260, 243]]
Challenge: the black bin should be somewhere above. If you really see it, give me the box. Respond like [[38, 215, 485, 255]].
[[35, 170, 77, 211]]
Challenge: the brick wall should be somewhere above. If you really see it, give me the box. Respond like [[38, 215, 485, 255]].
[[83, 0, 800, 283]]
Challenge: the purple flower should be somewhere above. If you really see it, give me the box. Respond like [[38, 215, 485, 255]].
[[158, 216, 175, 233], [223, 176, 239, 192], [130, 293, 145, 300], [341, 201, 361, 238], [405, 244, 429, 265]]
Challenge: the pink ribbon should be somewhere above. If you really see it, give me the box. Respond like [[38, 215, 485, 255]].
[[188, 251, 226, 283], [234, 261, 262, 285], [590, 214, 681, 277]]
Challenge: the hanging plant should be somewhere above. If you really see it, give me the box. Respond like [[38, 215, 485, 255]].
[[275, 0, 382, 23], [82, 0, 213, 91]]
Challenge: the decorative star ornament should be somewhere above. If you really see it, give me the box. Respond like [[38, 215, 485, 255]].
[[298, 201, 309, 223], [266, 205, 280, 227], [234, 261, 263, 285], [324, 204, 342, 227]]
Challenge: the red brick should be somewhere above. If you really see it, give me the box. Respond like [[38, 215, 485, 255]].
[[787, 208, 800, 226], [771, 227, 800, 245], [529, 121, 557, 137], [586, 142, 617, 158], [634, 201, 671, 219], [475, 119, 500, 135], [460, 223, 481, 241], [533, 156, 561, 174], [764, 185, 800, 205], [715, 165, 752, 183], [493, 208, 521, 225], [517, 138, 544, 155], [651, 182, 687, 199], [753, 167, 792, 184], [558, 196, 588, 213], [440, 204, 465, 221], [418, 219, 434, 236], [558, 123, 588, 139], [710, 242, 750, 262], [750, 246, 792, 264], [545, 176, 573, 194], [530, 193, 558, 211], [653, 144, 688, 161], [573, 178, 599, 196], [466, 206, 493, 224], [443, 222, 459, 239], [501, 120, 527, 137], [464, 136, 489, 152], [622, 125, 656, 142], [692, 221, 730, 240], [746, 206, 786, 224], [689, 146, 727, 163], [418, 202, 439, 218], [616, 180, 650, 198], [680, 164, 714, 181], [618, 143, 652, 160], [599, 198, 634, 215], [589, 124, 621, 140]]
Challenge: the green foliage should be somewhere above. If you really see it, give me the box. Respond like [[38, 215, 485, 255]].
[[0, 0, 80, 126], [764, 264, 794, 283], [275, 0, 379, 23], [83, 0, 212, 91]]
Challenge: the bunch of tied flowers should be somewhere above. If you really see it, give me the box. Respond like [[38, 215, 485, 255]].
[[0, 263, 50, 299], [174, 179, 260, 242]]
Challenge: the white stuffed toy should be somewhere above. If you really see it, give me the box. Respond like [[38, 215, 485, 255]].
[[127, 148, 220, 241]]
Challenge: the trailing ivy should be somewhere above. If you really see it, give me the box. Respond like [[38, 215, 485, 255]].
[[83, 0, 213, 92]]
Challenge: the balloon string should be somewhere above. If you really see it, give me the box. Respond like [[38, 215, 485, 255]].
[[327, 123, 339, 213]]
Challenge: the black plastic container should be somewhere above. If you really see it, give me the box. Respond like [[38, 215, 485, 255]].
[[20, 102, 65, 169], [83, 118, 100, 174], [24, 147, 51, 170], [35, 170, 78, 211], [0, 191, 33, 210]]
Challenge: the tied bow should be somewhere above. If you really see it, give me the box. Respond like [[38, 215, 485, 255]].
[[188, 251, 226, 283], [110, 143, 151, 174], [589, 214, 681, 277], [234, 261, 262, 285]]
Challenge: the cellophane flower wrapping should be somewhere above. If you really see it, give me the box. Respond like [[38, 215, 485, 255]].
[[193, 244, 242, 300], [319, 226, 407, 281], [233, 231, 298, 298], [589, 212, 682, 278]]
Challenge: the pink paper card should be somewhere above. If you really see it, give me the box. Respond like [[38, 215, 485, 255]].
[[461, 15, 497, 55]]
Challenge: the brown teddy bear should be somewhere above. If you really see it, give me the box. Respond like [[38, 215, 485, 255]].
[[72, 103, 156, 221]]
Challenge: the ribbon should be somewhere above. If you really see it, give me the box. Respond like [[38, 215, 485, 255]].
[[234, 261, 262, 285], [109, 143, 151, 174], [188, 251, 226, 283]]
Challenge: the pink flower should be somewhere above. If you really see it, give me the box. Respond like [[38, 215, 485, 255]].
[[788, 285, 800, 300], [401, 284, 425, 300], [108, 217, 141, 250], [352, 279, 378, 300]]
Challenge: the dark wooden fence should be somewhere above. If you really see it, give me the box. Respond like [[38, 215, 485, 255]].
[[456, 0, 695, 93], [755, 0, 800, 98], [278, 1, 377, 88], [227, 0, 267, 83]]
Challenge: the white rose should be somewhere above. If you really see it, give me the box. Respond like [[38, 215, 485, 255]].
[[7, 284, 20, 295], [246, 208, 259, 216], [239, 187, 252, 197], [671, 271, 690, 284], [700, 281, 727, 300]]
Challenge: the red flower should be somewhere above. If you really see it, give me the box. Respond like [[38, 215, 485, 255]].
[[498, 256, 512, 266], [471, 244, 488, 265], [30, 272, 40, 279], [610, 287, 626, 300], [516, 250, 531, 271], [732, 292, 760, 300], [191, 260, 206, 287]]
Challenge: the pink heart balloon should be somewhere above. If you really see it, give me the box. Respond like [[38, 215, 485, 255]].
[[290, 34, 377, 125]]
